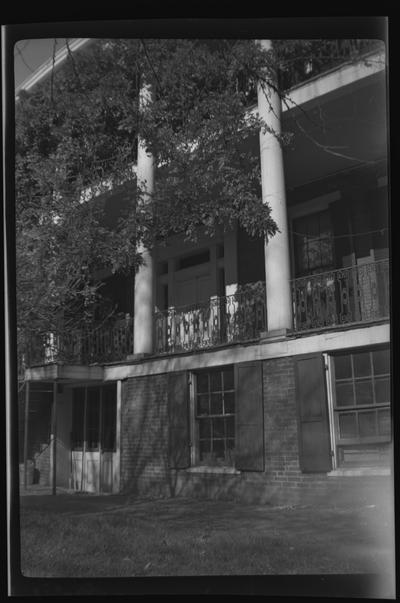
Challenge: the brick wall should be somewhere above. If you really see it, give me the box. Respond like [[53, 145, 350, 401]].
[[262, 356, 392, 506], [120, 358, 393, 506], [120, 373, 171, 496]]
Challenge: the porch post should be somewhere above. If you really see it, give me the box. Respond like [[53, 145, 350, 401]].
[[134, 82, 155, 355], [50, 382, 58, 495], [257, 39, 293, 336], [23, 380, 30, 490]]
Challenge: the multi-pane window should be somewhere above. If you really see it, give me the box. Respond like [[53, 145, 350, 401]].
[[293, 210, 334, 276], [195, 367, 235, 466], [332, 347, 391, 466], [71, 385, 117, 452]]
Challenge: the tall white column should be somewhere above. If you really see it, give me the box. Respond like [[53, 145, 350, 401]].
[[134, 83, 155, 355], [257, 39, 292, 335]]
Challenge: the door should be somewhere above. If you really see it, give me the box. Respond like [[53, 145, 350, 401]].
[[172, 270, 217, 350], [71, 385, 117, 493]]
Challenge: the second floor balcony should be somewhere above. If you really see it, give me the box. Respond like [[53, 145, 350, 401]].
[[291, 259, 389, 332], [18, 259, 389, 373]]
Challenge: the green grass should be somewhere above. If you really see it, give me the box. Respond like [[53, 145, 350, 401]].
[[19, 495, 395, 578]]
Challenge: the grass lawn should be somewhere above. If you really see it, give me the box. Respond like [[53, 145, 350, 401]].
[[18, 493, 395, 583]]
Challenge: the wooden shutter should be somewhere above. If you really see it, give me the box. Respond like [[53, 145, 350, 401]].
[[235, 361, 264, 471], [295, 354, 332, 473], [168, 371, 190, 469]]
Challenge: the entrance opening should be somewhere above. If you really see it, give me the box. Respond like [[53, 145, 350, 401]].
[[71, 384, 117, 492]]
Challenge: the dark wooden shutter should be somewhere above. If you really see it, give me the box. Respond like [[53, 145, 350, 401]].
[[235, 361, 264, 471], [168, 371, 190, 469], [295, 354, 332, 473]]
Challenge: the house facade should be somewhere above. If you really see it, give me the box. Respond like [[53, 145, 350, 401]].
[[19, 39, 391, 505]]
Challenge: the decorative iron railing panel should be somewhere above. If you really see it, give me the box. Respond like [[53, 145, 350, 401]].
[[291, 259, 389, 332], [19, 316, 133, 372], [155, 286, 267, 354]]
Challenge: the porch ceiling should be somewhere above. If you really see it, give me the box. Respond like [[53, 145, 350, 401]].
[[245, 69, 387, 196], [282, 71, 388, 192]]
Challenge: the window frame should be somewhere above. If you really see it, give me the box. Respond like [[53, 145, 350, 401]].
[[328, 346, 391, 468], [190, 366, 235, 468]]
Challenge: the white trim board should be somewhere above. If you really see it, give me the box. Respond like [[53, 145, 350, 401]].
[[104, 323, 390, 381]]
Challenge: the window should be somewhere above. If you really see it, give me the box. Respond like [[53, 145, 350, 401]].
[[193, 367, 235, 467], [332, 346, 391, 467], [71, 385, 117, 453], [293, 210, 334, 276]]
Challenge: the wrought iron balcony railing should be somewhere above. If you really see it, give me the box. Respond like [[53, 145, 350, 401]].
[[291, 259, 389, 332], [155, 284, 267, 354], [18, 315, 133, 374], [278, 39, 383, 91], [18, 260, 389, 374]]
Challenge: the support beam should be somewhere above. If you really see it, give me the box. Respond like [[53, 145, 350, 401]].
[[257, 39, 293, 335], [50, 382, 58, 495], [134, 82, 155, 355], [23, 381, 30, 490]]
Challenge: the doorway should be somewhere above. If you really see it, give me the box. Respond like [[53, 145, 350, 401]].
[[71, 384, 117, 493]]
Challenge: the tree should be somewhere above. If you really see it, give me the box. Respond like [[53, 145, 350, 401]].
[[16, 38, 378, 357]]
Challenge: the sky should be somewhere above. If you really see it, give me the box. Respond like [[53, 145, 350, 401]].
[[14, 38, 70, 88]]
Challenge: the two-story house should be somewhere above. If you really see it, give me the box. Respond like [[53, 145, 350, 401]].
[[17, 37, 391, 506]]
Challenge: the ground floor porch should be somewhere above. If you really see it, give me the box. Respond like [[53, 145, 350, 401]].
[[18, 321, 391, 506]]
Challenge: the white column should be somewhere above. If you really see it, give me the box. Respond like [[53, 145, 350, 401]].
[[257, 39, 292, 335], [134, 83, 155, 355]]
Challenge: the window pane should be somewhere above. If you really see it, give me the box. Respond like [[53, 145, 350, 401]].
[[210, 371, 222, 392], [373, 348, 390, 375], [210, 393, 223, 415], [375, 378, 390, 405], [358, 411, 377, 438], [199, 418, 211, 439], [334, 355, 352, 379], [225, 416, 235, 438], [353, 351, 372, 377], [339, 413, 357, 439], [199, 439, 211, 460], [197, 373, 209, 394], [378, 409, 391, 436], [212, 439, 225, 458], [213, 417, 225, 438], [197, 394, 209, 416], [355, 380, 374, 406], [223, 369, 234, 391], [224, 391, 235, 414], [335, 382, 354, 407]]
